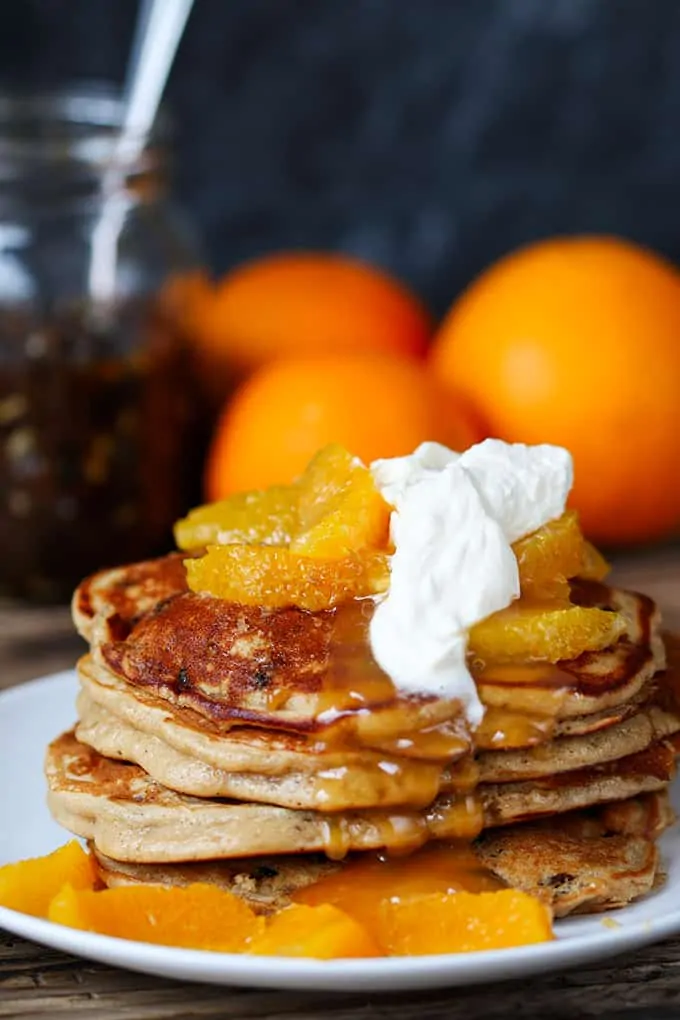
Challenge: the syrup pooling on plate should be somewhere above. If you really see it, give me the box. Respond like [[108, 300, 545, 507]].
[[295, 842, 504, 923]]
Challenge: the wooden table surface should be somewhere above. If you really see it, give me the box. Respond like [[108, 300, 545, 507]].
[[2, 547, 680, 1019]]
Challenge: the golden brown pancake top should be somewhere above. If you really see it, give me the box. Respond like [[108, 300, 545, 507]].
[[102, 592, 338, 726], [76, 551, 188, 623]]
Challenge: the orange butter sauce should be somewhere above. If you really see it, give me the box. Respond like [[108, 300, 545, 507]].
[[309, 598, 573, 754], [474, 663, 570, 749], [291, 602, 582, 855], [257, 599, 581, 827], [294, 842, 505, 934]]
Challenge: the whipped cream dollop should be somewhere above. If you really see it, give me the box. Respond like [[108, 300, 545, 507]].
[[369, 439, 573, 726]]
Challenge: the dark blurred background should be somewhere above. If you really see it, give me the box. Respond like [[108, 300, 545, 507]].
[[0, 0, 678, 314]]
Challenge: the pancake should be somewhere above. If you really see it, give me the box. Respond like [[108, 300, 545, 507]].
[[91, 848, 340, 913], [80, 643, 665, 781], [480, 740, 676, 827], [75, 656, 471, 810], [45, 730, 676, 863], [478, 701, 680, 782], [77, 653, 470, 769], [58, 556, 680, 923], [72, 553, 191, 645], [92, 792, 673, 918], [475, 585, 665, 725], [565, 789, 675, 840], [74, 692, 454, 810], [475, 790, 674, 916], [96, 592, 470, 750], [549, 683, 656, 739], [75, 662, 679, 807], [46, 731, 482, 862], [74, 550, 665, 757], [474, 827, 658, 917]]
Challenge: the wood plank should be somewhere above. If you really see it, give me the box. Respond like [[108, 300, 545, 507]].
[[2, 928, 680, 1018]]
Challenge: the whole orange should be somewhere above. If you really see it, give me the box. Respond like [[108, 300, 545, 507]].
[[429, 235, 680, 544], [195, 252, 432, 382], [205, 354, 480, 497]]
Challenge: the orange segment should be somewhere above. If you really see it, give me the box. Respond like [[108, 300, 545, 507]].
[[0, 841, 97, 918], [514, 511, 586, 598], [470, 601, 625, 663], [292, 444, 392, 558], [174, 485, 298, 550], [512, 511, 610, 598], [378, 890, 553, 955], [249, 903, 381, 958], [581, 541, 610, 581], [186, 544, 390, 610], [48, 882, 265, 951]]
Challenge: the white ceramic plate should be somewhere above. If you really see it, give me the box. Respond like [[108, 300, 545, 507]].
[[1, 670, 680, 991]]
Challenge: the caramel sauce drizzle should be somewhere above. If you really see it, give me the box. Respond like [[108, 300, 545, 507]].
[[295, 592, 660, 857], [319, 793, 485, 862]]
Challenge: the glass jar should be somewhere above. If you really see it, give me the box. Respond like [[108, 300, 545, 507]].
[[0, 85, 204, 602]]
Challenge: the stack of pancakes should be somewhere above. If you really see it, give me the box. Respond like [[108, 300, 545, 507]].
[[45, 552, 680, 918]]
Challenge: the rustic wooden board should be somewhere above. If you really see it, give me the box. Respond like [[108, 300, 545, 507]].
[[2, 926, 680, 1019]]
